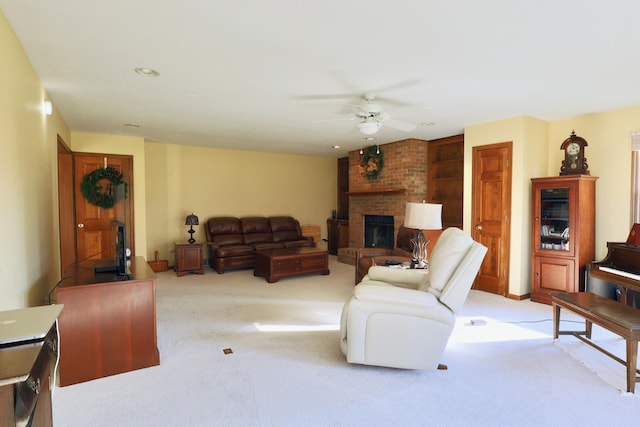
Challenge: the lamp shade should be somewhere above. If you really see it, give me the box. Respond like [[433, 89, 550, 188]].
[[404, 202, 442, 230], [185, 213, 199, 226]]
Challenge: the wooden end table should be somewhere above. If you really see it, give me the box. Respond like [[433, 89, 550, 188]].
[[174, 241, 204, 277], [254, 247, 329, 283]]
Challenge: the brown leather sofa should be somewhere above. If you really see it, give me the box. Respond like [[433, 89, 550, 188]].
[[205, 216, 315, 273], [355, 226, 443, 284]]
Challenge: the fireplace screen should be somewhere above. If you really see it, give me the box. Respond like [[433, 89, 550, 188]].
[[364, 215, 394, 248]]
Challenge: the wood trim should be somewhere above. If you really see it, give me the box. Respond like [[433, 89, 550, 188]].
[[57, 135, 76, 275], [346, 189, 406, 196]]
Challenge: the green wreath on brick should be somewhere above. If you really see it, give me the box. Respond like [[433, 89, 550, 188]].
[[358, 146, 384, 179], [80, 167, 127, 209]]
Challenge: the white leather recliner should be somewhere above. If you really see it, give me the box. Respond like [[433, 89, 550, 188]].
[[340, 227, 488, 370]]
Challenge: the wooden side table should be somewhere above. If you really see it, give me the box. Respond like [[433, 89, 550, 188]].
[[174, 242, 204, 277]]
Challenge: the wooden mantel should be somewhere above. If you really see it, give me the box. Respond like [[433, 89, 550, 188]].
[[346, 189, 406, 196]]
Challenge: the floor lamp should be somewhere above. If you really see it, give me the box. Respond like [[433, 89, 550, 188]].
[[404, 202, 442, 269]]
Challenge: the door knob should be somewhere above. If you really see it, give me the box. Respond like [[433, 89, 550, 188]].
[[77, 223, 84, 228], [475, 225, 483, 230]]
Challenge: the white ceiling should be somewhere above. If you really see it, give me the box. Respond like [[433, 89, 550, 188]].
[[3, 1, 640, 158]]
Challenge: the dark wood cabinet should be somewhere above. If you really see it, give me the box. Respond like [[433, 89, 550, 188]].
[[428, 135, 464, 229], [174, 242, 204, 276], [531, 175, 597, 304], [327, 219, 349, 255]]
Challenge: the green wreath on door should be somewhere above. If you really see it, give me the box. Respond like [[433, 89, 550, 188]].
[[79, 167, 127, 209]]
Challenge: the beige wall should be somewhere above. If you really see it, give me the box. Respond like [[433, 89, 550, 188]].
[[464, 107, 640, 297], [464, 116, 549, 298], [1, 12, 70, 310], [144, 142, 336, 262], [549, 107, 640, 254]]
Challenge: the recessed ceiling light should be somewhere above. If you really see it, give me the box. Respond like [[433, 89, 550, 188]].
[[332, 145, 341, 149], [134, 67, 160, 77], [124, 123, 140, 128]]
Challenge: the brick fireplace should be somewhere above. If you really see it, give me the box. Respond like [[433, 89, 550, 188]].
[[348, 138, 428, 248]]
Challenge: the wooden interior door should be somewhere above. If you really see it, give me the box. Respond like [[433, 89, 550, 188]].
[[73, 154, 134, 262], [471, 142, 512, 296]]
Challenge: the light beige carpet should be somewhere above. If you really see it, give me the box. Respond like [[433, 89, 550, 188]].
[[52, 257, 640, 426]]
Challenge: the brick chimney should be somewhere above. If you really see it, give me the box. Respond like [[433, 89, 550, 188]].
[[348, 138, 428, 247]]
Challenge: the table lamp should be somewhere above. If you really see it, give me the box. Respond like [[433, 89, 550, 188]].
[[185, 213, 199, 243], [404, 202, 442, 269]]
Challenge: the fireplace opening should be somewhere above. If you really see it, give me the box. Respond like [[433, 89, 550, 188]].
[[364, 215, 394, 248]]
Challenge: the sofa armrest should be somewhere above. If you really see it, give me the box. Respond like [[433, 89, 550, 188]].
[[356, 247, 393, 259], [355, 247, 394, 284]]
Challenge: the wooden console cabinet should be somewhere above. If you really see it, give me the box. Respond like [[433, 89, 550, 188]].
[[531, 175, 597, 304], [174, 241, 204, 276], [54, 256, 159, 386]]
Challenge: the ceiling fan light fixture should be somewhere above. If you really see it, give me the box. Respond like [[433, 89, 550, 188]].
[[358, 121, 382, 135]]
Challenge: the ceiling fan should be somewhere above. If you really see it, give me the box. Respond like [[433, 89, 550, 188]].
[[340, 93, 420, 136]]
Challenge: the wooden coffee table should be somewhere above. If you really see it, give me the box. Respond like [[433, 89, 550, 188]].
[[254, 247, 329, 283]]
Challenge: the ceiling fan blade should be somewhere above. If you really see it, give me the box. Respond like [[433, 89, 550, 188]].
[[368, 79, 423, 95], [383, 118, 417, 132], [312, 116, 356, 124], [293, 93, 357, 100]]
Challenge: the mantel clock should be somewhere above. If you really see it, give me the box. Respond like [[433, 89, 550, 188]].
[[560, 131, 590, 176]]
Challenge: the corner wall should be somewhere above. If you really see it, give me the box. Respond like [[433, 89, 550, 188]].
[[464, 116, 549, 298], [465, 107, 640, 298], [144, 142, 337, 263], [1, 11, 70, 310]]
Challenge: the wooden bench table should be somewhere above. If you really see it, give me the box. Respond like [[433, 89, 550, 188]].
[[551, 291, 640, 393]]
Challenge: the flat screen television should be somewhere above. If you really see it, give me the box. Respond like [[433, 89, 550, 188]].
[[93, 183, 132, 279]]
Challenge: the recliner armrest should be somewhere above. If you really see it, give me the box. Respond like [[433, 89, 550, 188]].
[[354, 283, 440, 309], [365, 266, 428, 289]]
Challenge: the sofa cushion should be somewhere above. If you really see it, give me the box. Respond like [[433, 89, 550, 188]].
[[241, 217, 273, 245], [269, 216, 299, 232], [214, 233, 244, 246], [427, 227, 473, 295], [215, 245, 255, 257], [273, 230, 300, 242], [240, 217, 271, 233], [244, 233, 273, 245], [206, 217, 243, 245], [253, 242, 284, 251], [270, 216, 304, 243]]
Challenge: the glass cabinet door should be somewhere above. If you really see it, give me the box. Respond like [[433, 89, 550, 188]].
[[538, 187, 570, 252]]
